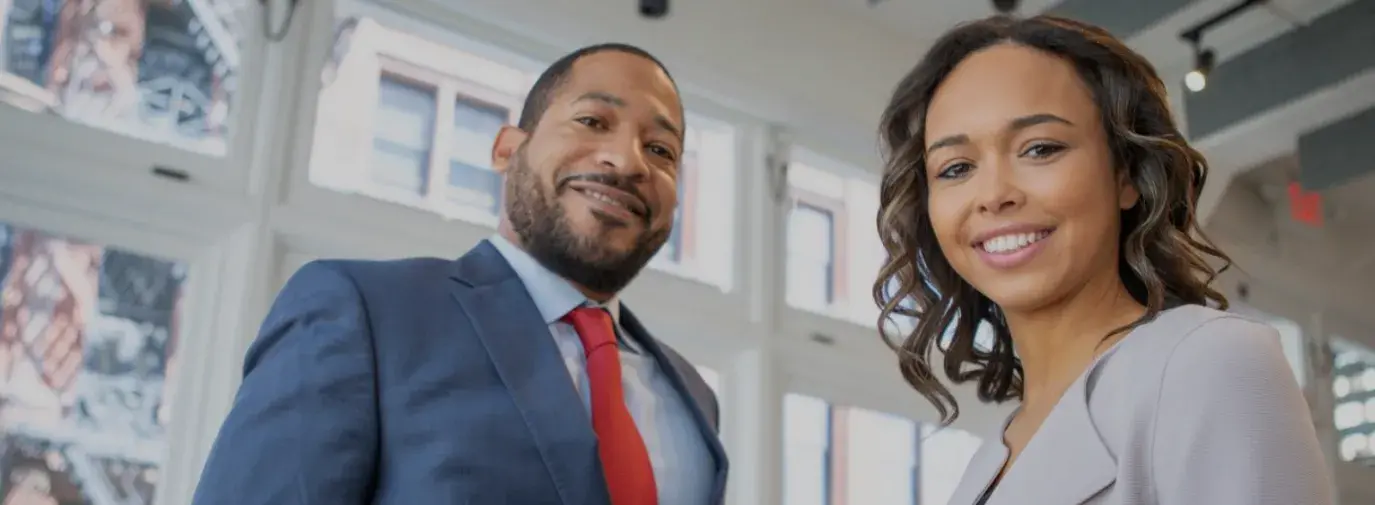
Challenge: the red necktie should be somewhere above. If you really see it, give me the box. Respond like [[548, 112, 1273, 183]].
[[563, 307, 659, 505]]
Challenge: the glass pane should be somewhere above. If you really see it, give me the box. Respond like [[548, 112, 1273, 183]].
[[0, 221, 185, 505], [444, 96, 505, 214], [786, 256, 830, 311], [696, 365, 720, 396], [1333, 343, 1375, 463], [447, 160, 501, 213], [376, 77, 436, 148], [695, 365, 723, 437], [783, 394, 829, 505], [659, 148, 695, 263], [787, 205, 833, 261], [920, 423, 984, 505], [1266, 317, 1305, 387], [786, 204, 834, 310], [843, 408, 917, 505], [370, 76, 435, 194], [0, 0, 246, 155], [450, 97, 505, 167]]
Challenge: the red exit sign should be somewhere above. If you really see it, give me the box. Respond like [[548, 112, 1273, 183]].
[[1287, 182, 1323, 227]]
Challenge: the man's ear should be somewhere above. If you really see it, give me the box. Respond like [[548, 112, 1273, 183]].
[[491, 125, 529, 174]]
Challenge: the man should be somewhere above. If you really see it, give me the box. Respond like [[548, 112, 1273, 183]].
[[191, 43, 728, 505]]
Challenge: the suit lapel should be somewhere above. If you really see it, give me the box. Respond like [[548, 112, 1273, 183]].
[[982, 377, 1118, 505], [449, 241, 607, 505], [621, 308, 730, 503], [946, 436, 1012, 505]]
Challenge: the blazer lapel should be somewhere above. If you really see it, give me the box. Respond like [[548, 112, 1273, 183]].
[[621, 308, 730, 503], [986, 378, 1118, 505], [946, 435, 1013, 505], [449, 241, 607, 505]]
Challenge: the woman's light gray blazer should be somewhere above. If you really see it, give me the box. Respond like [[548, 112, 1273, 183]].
[[948, 304, 1334, 505]]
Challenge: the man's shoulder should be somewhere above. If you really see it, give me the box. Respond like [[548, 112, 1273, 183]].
[[311, 256, 455, 275], [293, 256, 458, 292]]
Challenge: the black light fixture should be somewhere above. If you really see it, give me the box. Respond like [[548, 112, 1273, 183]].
[[640, 0, 668, 19], [1178, 0, 1268, 93], [1183, 42, 1216, 92]]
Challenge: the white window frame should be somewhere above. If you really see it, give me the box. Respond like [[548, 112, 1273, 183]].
[[777, 372, 988, 505], [0, 2, 274, 194], [0, 191, 248, 505], [777, 146, 892, 354], [649, 110, 742, 290], [363, 56, 518, 221], [286, 0, 537, 230], [787, 191, 846, 310]]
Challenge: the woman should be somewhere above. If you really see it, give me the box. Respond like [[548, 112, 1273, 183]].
[[873, 14, 1332, 505]]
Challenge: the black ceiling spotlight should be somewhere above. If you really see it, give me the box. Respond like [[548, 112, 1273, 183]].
[[1183, 41, 1216, 93], [640, 0, 668, 19], [1178, 0, 1268, 93], [993, 0, 1021, 14]]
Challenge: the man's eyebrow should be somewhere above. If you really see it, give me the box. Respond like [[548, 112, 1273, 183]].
[[574, 91, 682, 140], [574, 91, 625, 107], [653, 115, 682, 140]]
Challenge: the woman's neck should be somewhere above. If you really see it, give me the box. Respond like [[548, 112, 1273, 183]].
[[1004, 275, 1146, 410]]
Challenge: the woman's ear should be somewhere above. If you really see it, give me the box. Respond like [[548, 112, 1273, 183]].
[[1118, 170, 1140, 210]]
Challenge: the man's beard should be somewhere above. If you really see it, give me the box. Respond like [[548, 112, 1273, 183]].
[[504, 147, 670, 294]]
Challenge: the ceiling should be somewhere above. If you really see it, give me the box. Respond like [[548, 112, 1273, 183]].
[[836, 0, 1066, 46]]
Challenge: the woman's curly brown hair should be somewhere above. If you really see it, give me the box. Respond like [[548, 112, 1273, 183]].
[[873, 15, 1232, 426]]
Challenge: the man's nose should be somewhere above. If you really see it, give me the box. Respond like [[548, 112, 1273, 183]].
[[592, 131, 650, 178]]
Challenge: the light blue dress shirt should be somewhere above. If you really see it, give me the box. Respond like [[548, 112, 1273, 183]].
[[489, 235, 714, 505]]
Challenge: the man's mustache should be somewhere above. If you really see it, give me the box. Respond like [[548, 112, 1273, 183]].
[[556, 172, 652, 222]]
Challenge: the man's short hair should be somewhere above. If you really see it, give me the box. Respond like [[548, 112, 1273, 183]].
[[516, 43, 682, 134]]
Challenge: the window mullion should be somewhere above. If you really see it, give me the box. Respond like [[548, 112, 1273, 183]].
[[427, 81, 459, 206]]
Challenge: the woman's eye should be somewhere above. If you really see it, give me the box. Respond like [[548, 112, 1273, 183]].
[[1022, 142, 1065, 159], [576, 116, 605, 129], [936, 162, 973, 179]]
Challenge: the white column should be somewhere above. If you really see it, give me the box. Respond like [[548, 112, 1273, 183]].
[[726, 122, 790, 505], [725, 348, 784, 505]]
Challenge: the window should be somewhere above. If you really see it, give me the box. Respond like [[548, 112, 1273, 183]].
[[649, 114, 736, 288], [787, 203, 836, 310], [918, 423, 984, 505], [371, 75, 437, 194], [0, 221, 186, 505], [783, 394, 831, 505], [784, 153, 883, 323], [448, 96, 508, 213], [697, 365, 721, 396], [1333, 341, 1375, 463], [839, 408, 918, 505], [661, 149, 694, 263], [0, 0, 246, 155], [783, 394, 984, 505], [695, 366, 725, 437], [308, 14, 532, 224]]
